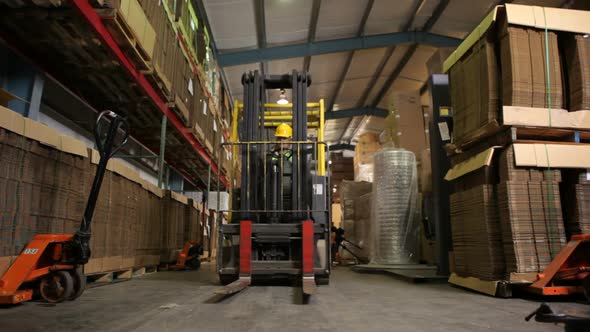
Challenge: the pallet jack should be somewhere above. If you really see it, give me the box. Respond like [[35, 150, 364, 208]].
[[0, 111, 128, 304], [524, 234, 590, 331], [215, 71, 330, 299], [527, 234, 590, 299], [168, 241, 203, 270]]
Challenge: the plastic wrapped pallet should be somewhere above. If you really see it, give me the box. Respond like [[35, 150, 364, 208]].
[[370, 146, 419, 265]]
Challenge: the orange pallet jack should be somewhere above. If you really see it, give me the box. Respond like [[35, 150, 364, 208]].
[[168, 241, 203, 271], [0, 111, 128, 304], [527, 234, 590, 300]]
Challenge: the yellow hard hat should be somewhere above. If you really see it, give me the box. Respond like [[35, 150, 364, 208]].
[[275, 123, 292, 138]]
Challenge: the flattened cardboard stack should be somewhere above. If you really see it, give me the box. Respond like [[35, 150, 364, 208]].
[[0, 106, 201, 275], [497, 146, 565, 274], [448, 36, 499, 142], [561, 170, 590, 235], [444, 4, 590, 143], [161, 191, 189, 262], [562, 34, 590, 111], [450, 185, 504, 280], [499, 25, 563, 109]]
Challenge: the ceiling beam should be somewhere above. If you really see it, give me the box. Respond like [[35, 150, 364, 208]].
[[324, 107, 388, 120], [370, 0, 451, 108], [303, 0, 322, 72], [326, 0, 375, 114], [216, 31, 461, 67], [338, 0, 426, 143]]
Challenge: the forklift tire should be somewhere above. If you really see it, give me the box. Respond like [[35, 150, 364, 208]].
[[68, 267, 87, 301], [40, 270, 74, 303], [219, 274, 238, 285], [315, 276, 330, 286], [186, 257, 201, 270]]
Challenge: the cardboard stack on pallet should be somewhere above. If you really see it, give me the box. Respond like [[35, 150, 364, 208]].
[[0, 105, 202, 275], [444, 4, 590, 145], [444, 5, 590, 287]]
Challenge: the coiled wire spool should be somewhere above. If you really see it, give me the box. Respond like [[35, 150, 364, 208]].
[[370, 146, 419, 264]]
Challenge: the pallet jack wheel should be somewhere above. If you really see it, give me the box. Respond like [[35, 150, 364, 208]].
[[68, 267, 87, 301], [185, 257, 201, 270], [39, 270, 74, 303]]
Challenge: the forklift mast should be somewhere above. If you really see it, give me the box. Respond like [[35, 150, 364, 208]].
[[216, 70, 330, 296]]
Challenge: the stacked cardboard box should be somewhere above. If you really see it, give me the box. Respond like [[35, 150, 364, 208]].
[[496, 146, 565, 274], [448, 36, 499, 142], [353, 133, 380, 182], [450, 185, 505, 280], [501, 27, 562, 109], [140, 0, 177, 97], [161, 191, 189, 262], [0, 106, 203, 275], [562, 34, 590, 111], [445, 4, 590, 143], [103, 0, 156, 61], [561, 170, 590, 236], [446, 143, 574, 280]]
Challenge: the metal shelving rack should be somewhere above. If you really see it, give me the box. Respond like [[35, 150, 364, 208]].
[[0, 0, 228, 189]]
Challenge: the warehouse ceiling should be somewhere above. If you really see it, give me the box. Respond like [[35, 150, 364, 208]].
[[201, 0, 571, 145]]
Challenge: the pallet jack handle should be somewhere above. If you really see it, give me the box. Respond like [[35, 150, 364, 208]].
[[73, 111, 129, 264]]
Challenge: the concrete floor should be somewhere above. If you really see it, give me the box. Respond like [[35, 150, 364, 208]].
[[0, 264, 586, 331]]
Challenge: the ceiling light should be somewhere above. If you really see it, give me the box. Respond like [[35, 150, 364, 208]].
[[277, 89, 289, 105], [584, 34, 589, 38]]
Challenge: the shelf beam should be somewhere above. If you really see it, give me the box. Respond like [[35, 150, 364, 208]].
[[71, 0, 227, 187]]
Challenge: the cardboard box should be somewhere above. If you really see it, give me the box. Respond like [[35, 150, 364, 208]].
[[108, 0, 156, 59]]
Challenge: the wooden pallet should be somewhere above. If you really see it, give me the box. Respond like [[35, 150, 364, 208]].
[[449, 126, 590, 164], [448, 272, 537, 298], [86, 265, 157, 286], [95, 8, 152, 72]]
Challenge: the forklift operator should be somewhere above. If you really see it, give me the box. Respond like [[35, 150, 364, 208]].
[[272, 123, 293, 161]]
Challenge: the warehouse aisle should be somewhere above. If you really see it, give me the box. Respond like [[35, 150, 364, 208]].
[[0, 265, 576, 332]]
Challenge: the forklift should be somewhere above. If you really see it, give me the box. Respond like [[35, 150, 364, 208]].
[[215, 71, 330, 297], [0, 111, 128, 304]]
